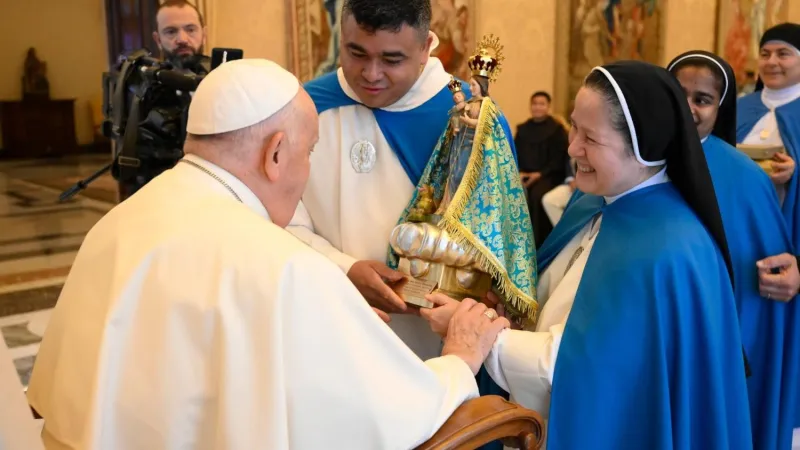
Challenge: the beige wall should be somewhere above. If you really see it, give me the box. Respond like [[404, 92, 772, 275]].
[[0, 0, 108, 147], [662, 0, 718, 65], [790, 1, 800, 23], [208, 0, 288, 67], [475, 0, 557, 129]]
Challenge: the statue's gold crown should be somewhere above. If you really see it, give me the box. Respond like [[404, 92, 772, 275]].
[[447, 76, 463, 94], [468, 34, 504, 82]]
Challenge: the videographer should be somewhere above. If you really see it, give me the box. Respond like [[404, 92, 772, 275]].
[[152, 0, 209, 75], [115, 0, 210, 201]]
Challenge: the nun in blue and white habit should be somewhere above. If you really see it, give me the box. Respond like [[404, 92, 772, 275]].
[[668, 49, 799, 450], [479, 61, 753, 449]]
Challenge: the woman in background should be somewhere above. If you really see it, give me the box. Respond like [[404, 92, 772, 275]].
[[668, 50, 799, 450]]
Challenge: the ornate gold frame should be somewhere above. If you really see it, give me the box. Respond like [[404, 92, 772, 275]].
[[286, 0, 312, 82]]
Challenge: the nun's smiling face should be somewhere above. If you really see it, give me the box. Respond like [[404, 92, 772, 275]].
[[758, 42, 800, 90], [568, 86, 651, 197], [675, 65, 721, 140]]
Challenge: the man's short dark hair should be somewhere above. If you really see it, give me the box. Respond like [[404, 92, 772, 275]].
[[531, 91, 552, 103], [342, 0, 431, 38], [156, 0, 205, 28]]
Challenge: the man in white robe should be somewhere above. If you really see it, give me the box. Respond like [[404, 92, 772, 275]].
[[25, 58, 509, 450], [288, 0, 494, 361]]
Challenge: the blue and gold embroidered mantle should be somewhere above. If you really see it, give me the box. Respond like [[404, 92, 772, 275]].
[[388, 97, 538, 321]]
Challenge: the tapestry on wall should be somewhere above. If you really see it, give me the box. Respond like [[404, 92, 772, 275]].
[[558, 0, 664, 113], [717, 0, 788, 92], [286, 0, 476, 83]]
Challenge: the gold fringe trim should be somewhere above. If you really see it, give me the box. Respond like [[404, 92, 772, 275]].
[[438, 98, 539, 322]]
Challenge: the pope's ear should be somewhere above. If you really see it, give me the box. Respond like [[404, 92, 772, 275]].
[[262, 132, 284, 182]]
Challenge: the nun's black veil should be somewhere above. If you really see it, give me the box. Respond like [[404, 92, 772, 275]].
[[667, 50, 738, 147], [592, 61, 733, 285]]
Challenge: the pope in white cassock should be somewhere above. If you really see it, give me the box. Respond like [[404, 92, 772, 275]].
[[288, 0, 521, 363], [25, 58, 510, 450]]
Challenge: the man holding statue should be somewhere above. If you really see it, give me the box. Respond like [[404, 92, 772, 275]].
[[291, 0, 531, 365]]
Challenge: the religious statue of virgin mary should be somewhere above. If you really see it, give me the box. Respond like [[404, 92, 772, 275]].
[[388, 34, 538, 324]]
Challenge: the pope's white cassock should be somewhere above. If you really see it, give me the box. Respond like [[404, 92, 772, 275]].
[[26, 59, 478, 450], [288, 44, 454, 361]]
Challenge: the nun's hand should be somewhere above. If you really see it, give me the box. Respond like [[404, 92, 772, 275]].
[[482, 291, 523, 330], [756, 253, 800, 302], [770, 153, 795, 185]]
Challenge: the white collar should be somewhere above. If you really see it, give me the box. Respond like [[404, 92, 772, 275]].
[[761, 82, 800, 109], [700, 135, 709, 144], [180, 154, 271, 220], [336, 56, 452, 112], [604, 166, 670, 205]]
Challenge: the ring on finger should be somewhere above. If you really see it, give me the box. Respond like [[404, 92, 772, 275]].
[[483, 309, 498, 320]]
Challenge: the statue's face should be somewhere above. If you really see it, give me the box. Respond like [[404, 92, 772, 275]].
[[469, 78, 482, 97], [339, 14, 433, 108], [453, 92, 465, 104], [153, 5, 206, 67]]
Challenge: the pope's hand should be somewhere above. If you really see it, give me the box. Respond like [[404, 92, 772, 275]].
[[757, 253, 800, 302], [770, 153, 796, 186], [347, 260, 408, 314], [419, 293, 460, 337], [441, 298, 511, 375]]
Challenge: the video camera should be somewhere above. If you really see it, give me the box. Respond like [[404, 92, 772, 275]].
[[59, 47, 243, 202]]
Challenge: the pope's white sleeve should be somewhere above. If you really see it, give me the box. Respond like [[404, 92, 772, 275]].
[[285, 200, 358, 273], [278, 251, 478, 449], [483, 324, 565, 418]]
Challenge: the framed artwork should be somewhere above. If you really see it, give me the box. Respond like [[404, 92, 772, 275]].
[[553, 0, 665, 115], [430, 0, 476, 81], [716, 0, 788, 89], [286, 0, 476, 83]]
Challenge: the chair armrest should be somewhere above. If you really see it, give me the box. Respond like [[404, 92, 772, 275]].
[[415, 395, 545, 450]]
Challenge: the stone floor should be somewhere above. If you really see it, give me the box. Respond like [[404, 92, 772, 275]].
[[0, 154, 114, 388], [0, 155, 114, 448]]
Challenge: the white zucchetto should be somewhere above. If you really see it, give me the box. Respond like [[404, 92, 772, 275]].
[[187, 59, 300, 135]]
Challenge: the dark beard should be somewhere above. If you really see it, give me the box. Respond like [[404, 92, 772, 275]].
[[162, 46, 205, 71]]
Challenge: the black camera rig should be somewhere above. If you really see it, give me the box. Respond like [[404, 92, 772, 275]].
[[59, 49, 207, 202]]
